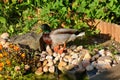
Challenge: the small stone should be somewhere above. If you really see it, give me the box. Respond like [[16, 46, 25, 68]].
[[83, 50, 91, 60], [43, 59, 48, 66], [63, 56, 70, 62], [96, 62, 112, 70], [91, 54, 100, 61], [97, 56, 112, 64], [60, 53, 66, 57], [105, 51, 113, 57], [70, 45, 77, 50], [43, 65, 49, 72], [46, 55, 53, 60], [35, 67, 43, 75], [58, 60, 67, 67], [82, 60, 90, 68], [71, 59, 79, 65], [67, 49, 73, 53], [86, 64, 94, 71], [49, 66, 55, 73], [47, 60, 54, 66], [53, 52, 58, 57], [76, 46, 83, 51], [46, 45, 53, 55], [91, 61, 97, 67], [98, 49, 105, 56], [71, 54, 78, 59], [0, 32, 9, 39]]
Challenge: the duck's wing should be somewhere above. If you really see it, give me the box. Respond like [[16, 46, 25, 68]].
[[50, 28, 77, 35]]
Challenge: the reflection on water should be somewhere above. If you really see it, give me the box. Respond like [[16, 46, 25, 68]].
[[34, 72, 88, 80]]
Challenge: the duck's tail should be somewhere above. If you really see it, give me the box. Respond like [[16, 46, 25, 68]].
[[76, 32, 85, 38]]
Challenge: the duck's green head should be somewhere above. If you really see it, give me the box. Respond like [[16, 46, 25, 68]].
[[41, 24, 51, 33]]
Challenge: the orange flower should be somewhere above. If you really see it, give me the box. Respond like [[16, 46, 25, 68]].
[[13, 45, 20, 51], [21, 53, 25, 58], [9, 44, 14, 48], [3, 51, 8, 57], [0, 44, 3, 50], [0, 54, 3, 58], [0, 62, 4, 67], [6, 59, 11, 65], [0, 67, 3, 71]]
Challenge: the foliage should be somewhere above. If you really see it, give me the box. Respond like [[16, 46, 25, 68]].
[[0, 43, 39, 79], [0, 0, 120, 35]]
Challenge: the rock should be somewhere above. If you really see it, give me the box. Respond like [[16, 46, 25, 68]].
[[114, 55, 120, 63], [83, 50, 91, 60], [46, 45, 53, 55], [70, 45, 77, 50], [71, 59, 79, 65], [74, 46, 83, 52], [91, 54, 100, 61], [82, 60, 90, 68], [1, 32, 9, 39], [105, 51, 113, 57], [10, 32, 44, 51], [98, 49, 105, 56], [35, 67, 43, 75], [97, 56, 112, 64], [47, 60, 54, 66], [86, 64, 94, 71], [91, 61, 97, 68], [71, 54, 78, 59], [43, 65, 49, 72], [49, 66, 55, 73], [96, 62, 112, 71], [60, 53, 65, 57], [43, 59, 48, 66], [67, 48, 73, 54], [0, 38, 6, 45], [63, 55, 71, 62], [46, 55, 53, 60]]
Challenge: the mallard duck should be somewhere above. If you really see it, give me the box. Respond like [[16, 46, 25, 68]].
[[41, 24, 85, 54]]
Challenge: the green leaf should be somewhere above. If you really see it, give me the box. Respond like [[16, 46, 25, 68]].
[[0, 17, 6, 24]]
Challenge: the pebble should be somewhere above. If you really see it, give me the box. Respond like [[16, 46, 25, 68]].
[[98, 49, 105, 56], [86, 64, 94, 71]]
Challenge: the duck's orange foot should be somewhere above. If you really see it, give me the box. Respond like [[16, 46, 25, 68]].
[[53, 45, 60, 53]]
